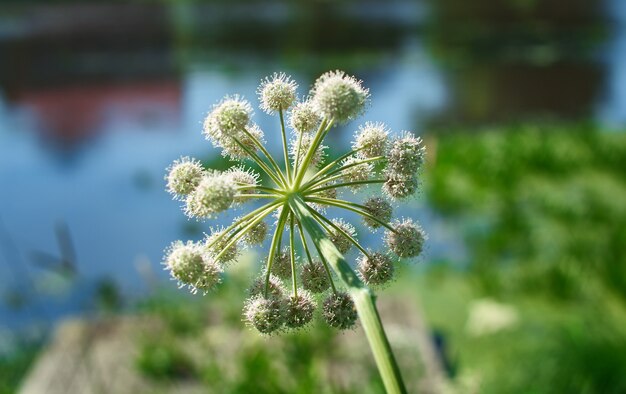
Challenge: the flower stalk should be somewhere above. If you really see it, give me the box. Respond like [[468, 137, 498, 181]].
[[163, 70, 426, 392]]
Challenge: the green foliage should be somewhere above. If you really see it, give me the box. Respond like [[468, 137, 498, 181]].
[[423, 123, 626, 393], [136, 339, 197, 380], [428, 123, 626, 299], [0, 344, 39, 394]]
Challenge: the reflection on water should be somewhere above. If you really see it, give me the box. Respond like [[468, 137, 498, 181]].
[[0, 0, 624, 332]]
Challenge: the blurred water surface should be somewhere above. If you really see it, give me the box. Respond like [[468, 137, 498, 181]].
[[0, 0, 624, 333]]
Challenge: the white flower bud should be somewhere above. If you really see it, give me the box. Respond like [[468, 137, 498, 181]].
[[385, 218, 426, 258], [301, 260, 331, 293], [289, 100, 321, 133], [165, 157, 205, 199], [164, 241, 222, 294], [387, 132, 426, 177], [311, 70, 369, 123], [322, 292, 357, 330], [258, 72, 298, 114], [244, 295, 285, 335], [185, 173, 236, 219], [383, 174, 419, 200], [353, 122, 389, 158], [357, 252, 394, 286], [203, 95, 252, 145], [285, 290, 315, 329]]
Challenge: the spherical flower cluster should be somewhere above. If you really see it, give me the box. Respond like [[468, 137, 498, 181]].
[[357, 252, 394, 286], [164, 70, 428, 339], [341, 157, 372, 190], [202, 97, 266, 160], [185, 173, 236, 219], [385, 218, 426, 258], [244, 296, 285, 334], [311, 70, 369, 123], [353, 122, 389, 158], [285, 291, 316, 329], [362, 197, 393, 228], [329, 219, 356, 254], [258, 72, 298, 114], [166, 157, 205, 198], [164, 241, 222, 294], [383, 175, 419, 200], [289, 100, 321, 133], [322, 292, 358, 330], [387, 132, 425, 176], [301, 261, 331, 293]]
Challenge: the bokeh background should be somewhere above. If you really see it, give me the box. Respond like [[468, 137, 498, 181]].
[[1, 0, 626, 393]]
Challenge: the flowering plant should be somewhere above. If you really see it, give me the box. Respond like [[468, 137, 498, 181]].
[[164, 71, 425, 393]]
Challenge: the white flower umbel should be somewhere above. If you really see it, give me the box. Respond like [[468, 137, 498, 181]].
[[165, 156, 205, 199], [289, 100, 321, 133], [164, 70, 427, 393], [311, 70, 369, 123], [258, 72, 298, 114]]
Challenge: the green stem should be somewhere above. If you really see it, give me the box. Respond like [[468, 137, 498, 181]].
[[205, 200, 282, 250], [288, 214, 298, 296], [264, 207, 289, 297], [213, 204, 277, 262], [293, 131, 304, 182], [306, 179, 385, 195], [288, 195, 406, 394], [293, 118, 332, 188], [279, 109, 292, 182], [299, 146, 366, 191], [302, 156, 385, 193], [240, 127, 288, 187], [295, 218, 337, 293], [232, 136, 285, 187], [304, 203, 372, 260], [304, 196, 396, 233]]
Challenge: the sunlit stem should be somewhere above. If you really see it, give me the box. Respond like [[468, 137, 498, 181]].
[[213, 204, 278, 262], [304, 197, 397, 233], [305, 205, 372, 260], [293, 118, 333, 188], [231, 136, 286, 187], [302, 156, 386, 193], [234, 194, 279, 199], [234, 185, 285, 195], [240, 127, 288, 187], [292, 131, 304, 182], [306, 179, 386, 195], [299, 146, 367, 191], [296, 218, 337, 293], [279, 109, 292, 183], [288, 195, 406, 394], [264, 207, 290, 297], [288, 214, 298, 297], [205, 200, 282, 250]]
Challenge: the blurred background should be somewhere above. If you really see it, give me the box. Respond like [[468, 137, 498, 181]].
[[1, 0, 626, 393]]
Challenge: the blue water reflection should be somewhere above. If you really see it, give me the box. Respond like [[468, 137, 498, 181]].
[[1, 0, 626, 332]]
